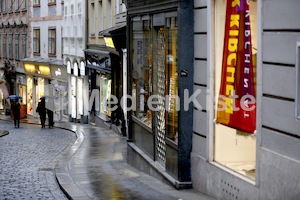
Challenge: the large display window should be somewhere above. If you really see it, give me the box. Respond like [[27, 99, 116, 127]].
[[18, 85, 27, 104], [131, 13, 178, 137], [130, 12, 178, 164], [71, 76, 77, 119], [214, 0, 257, 180], [27, 76, 33, 115], [35, 78, 45, 108], [96, 72, 112, 120]]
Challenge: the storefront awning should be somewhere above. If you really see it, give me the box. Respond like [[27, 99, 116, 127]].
[[98, 24, 126, 37], [84, 47, 120, 73], [21, 57, 63, 66]]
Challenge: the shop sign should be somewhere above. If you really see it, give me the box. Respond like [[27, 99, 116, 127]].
[[24, 64, 37, 73], [216, 0, 256, 133], [51, 66, 67, 80], [17, 75, 26, 85], [104, 37, 115, 48], [38, 65, 51, 76]]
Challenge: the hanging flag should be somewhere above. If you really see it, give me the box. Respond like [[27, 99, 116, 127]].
[[216, 0, 256, 133]]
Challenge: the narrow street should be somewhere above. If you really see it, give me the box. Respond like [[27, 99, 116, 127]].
[[0, 122, 75, 199], [0, 119, 212, 200]]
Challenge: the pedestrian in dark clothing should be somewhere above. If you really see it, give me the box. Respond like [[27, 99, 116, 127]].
[[36, 97, 46, 128], [47, 109, 54, 128], [11, 100, 21, 128]]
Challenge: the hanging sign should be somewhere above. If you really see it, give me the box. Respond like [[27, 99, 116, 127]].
[[216, 0, 256, 133]]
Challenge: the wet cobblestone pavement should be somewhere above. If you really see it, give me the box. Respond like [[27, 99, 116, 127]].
[[0, 122, 76, 200]]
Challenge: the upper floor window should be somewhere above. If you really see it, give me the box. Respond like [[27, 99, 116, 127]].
[[78, 2, 82, 14], [33, 0, 40, 6], [71, 4, 74, 15], [22, 28, 27, 58], [48, 0, 56, 5], [22, 0, 26, 10], [8, 0, 12, 12], [1, 0, 6, 13], [3, 32, 7, 58], [15, 0, 19, 11], [9, 31, 13, 59], [33, 28, 40, 54], [48, 28, 56, 55], [15, 29, 20, 60]]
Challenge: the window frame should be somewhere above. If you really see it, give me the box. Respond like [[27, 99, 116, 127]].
[[8, 30, 13, 59], [33, 0, 40, 7], [48, 0, 56, 6], [15, 0, 20, 12], [33, 28, 40, 55], [15, 29, 20, 60], [2, 0, 6, 13], [22, 28, 27, 58], [3, 31, 7, 58], [48, 28, 56, 56]]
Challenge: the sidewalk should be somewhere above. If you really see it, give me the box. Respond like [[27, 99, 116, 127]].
[[0, 115, 213, 200]]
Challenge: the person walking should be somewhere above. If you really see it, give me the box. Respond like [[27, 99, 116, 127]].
[[11, 100, 21, 128], [36, 97, 46, 128]]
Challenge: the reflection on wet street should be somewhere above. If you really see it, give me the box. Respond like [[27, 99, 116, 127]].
[[68, 127, 176, 200]]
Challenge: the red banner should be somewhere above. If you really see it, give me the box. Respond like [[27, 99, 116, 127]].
[[216, 0, 256, 133]]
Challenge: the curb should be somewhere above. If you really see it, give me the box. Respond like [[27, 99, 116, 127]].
[[54, 126, 90, 200]]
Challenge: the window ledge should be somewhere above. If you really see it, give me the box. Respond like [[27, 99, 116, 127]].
[[48, 54, 56, 58], [48, 3, 57, 6], [33, 5, 41, 8]]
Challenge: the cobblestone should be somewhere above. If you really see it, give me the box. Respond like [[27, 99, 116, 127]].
[[0, 122, 76, 200]]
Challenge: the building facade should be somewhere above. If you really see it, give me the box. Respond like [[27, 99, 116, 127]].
[[21, 0, 67, 121], [85, 0, 126, 129], [125, 0, 194, 188], [63, 0, 88, 123], [0, 0, 29, 112], [192, 0, 300, 199]]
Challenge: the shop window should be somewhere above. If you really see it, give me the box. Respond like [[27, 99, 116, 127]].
[[214, 0, 257, 180], [36, 78, 45, 108], [27, 76, 33, 115], [48, 28, 56, 56], [131, 16, 153, 128], [33, 28, 40, 55], [95, 71, 112, 120], [130, 12, 179, 163]]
